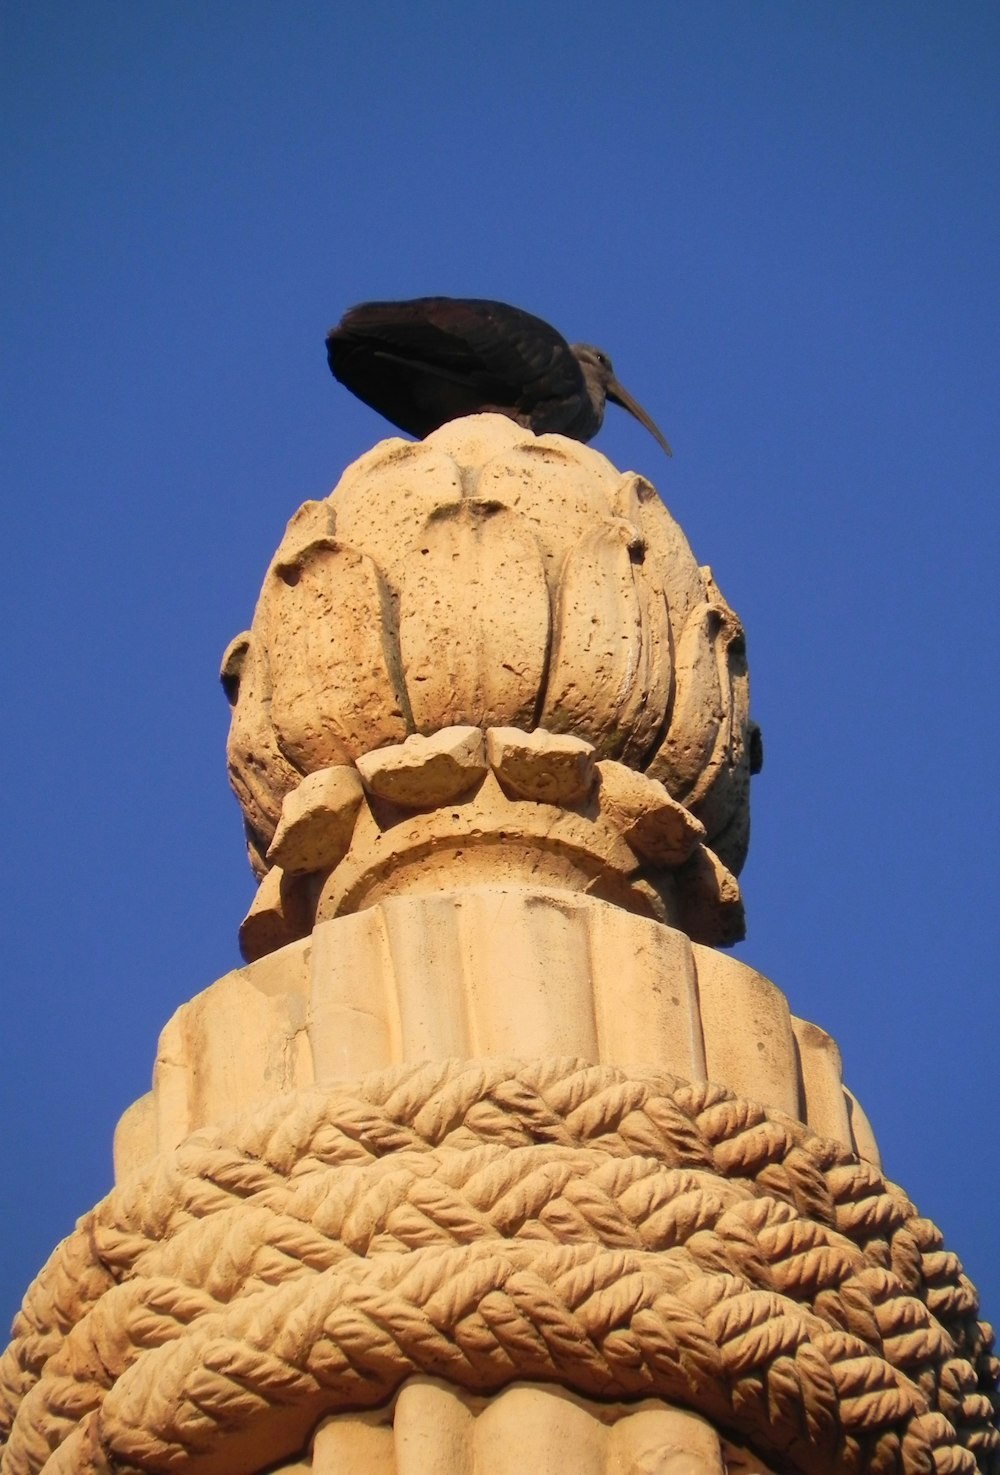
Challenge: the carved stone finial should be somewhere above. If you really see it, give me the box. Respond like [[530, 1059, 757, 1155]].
[[5, 418, 994, 1475], [222, 414, 758, 958]]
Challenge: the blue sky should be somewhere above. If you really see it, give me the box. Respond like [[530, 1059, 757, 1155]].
[[2, 3, 997, 1339]]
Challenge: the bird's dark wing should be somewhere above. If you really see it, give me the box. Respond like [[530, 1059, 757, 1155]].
[[326, 297, 586, 438]]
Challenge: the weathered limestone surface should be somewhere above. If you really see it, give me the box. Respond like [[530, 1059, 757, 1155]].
[[7, 1056, 996, 1475], [298, 1381, 778, 1474], [115, 890, 877, 1179], [223, 416, 758, 894], [234, 731, 743, 962], [3, 419, 995, 1475], [266, 765, 365, 875]]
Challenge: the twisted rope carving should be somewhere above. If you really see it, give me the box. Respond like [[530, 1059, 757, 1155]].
[[1, 1059, 996, 1475]]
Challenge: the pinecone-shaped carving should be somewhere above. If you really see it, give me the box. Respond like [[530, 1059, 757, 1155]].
[[222, 415, 759, 954]]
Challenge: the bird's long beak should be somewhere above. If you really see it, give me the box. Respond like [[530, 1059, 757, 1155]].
[[607, 377, 673, 457]]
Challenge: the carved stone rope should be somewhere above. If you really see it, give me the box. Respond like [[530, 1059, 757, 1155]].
[[1, 1060, 996, 1475]]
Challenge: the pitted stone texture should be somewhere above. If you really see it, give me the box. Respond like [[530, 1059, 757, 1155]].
[[300, 1383, 754, 1475], [237, 864, 313, 962], [596, 758, 705, 865], [267, 765, 365, 874], [113, 890, 878, 1175], [487, 726, 596, 804], [356, 726, 487, 806], [231, 737, 744, 957], [223, 416, 757, 895]]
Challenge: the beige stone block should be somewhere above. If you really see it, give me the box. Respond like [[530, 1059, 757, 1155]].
[[693, 944, 801, 1119], [791, 1015, 852, 1148], [305, 1386, 752, 1475], [608, 1405, 726, 1475], [308, 908, 400, 1080], [112, 1091, 156, 1182], [305, 891, 707, 1080], [309, 1380, 740, 1475], [312, 1409, 396, 1474], [457, 889, 603, 1059], [845, 1086, 882, 1168], [673, 844, 745, 947], [393, 1380, 475, 1475], [596, 760, 705, 865], [152, 947, 312, 1153], [587, 904, 705, 1078], [237, 936, 313, 1000], [117, 890, 877, 1163], [356, 726, 487, 807], [239, 864, 313, 963], [306, 1384, 735, 1475], [474, 1385, 604, 1475], [487, 725, 596, 804], [266, 764, 365, 875]]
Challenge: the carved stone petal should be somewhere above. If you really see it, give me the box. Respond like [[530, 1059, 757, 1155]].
[[473, 437, 621, 592], [331, 437, 465, 592], [646, 571, 754, 875], [628, 473, 706, 632], [674, 845, 746, 947], [357, 727, 488, 807], [263, 538, 410, 771], [398, 500, 550, 733], [224, 632, 303, 856], [541, 520, 667, 758], [623, 542, 673, 768], [645, 597, 724, 799], [270, 497, 336, 572], [266, 765, 365, 875], [487, 726, 596, 804], [596, 760, 705, 866], [238, 865, 313, 963], [679, 572, 753, 873], [423, 410, 534, 464]]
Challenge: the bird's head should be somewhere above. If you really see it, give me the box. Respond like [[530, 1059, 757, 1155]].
[[571, 344, 672, 458]]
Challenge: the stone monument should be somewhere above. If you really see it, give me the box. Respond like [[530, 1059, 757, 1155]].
[[2, 416, 996, 1475]]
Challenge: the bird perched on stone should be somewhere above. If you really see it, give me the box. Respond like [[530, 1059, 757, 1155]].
[[326, 296, 672, 456]]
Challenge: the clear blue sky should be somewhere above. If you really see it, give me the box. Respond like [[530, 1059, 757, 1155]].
[[2, 3, 998, 1339]]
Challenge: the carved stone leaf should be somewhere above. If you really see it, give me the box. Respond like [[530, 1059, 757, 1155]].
[[627, 474, 706, 633], [474, 439, 621, 594], [224, 633, 303, 854], [645, 599, 725, 801], [398, 500, 550, 732], [264, 538, 410, 771], [331, 438, 465, 593], [681, 577, 753, 872], [623, 546, 673, 768], [541, 520, 668, 759], [647, 572, 753, 874]]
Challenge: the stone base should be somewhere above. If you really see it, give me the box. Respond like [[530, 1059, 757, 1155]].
[[285, 1379, 777, 1475], [115, 888, 877, 1180]]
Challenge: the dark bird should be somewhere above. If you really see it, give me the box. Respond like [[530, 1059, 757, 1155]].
[[326, 296, 672, 456]]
